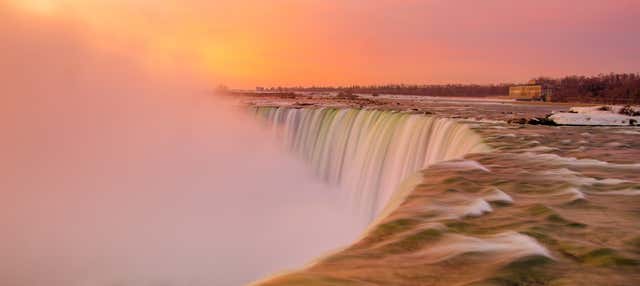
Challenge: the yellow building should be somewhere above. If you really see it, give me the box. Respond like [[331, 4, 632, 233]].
[[509, 85, 551, 101]]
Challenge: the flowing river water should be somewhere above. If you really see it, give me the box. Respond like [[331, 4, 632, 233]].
[[251, 104, 640, 286]]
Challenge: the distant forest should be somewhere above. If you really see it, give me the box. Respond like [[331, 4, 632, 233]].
[[532, 73, 640, 104], [268, 84, 510, 98], [263, 73, 640, 104]]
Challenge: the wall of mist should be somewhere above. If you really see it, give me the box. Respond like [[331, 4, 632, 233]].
[[0, 6, 361, 286]]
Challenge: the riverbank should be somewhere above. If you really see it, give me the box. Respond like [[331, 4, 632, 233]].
[[242, 93, 571, 122]]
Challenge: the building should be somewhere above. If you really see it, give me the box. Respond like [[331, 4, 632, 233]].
[[509, 84, 553, 101]]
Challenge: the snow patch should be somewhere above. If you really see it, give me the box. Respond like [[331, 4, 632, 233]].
[[549, 105, 640, 126]]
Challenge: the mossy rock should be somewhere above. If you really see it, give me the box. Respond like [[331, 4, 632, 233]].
[[527, 204, 554, 216], [556, 241, 590, 259], [442, 176, 479, 188], [579, 248, 639, 267], [520, 229, 557, 246], [321, 252, 383, 264], [470, 255, 554, 286], [626, 236, 640, 253], [362, 218, 420, 246], [545, 214, 587, 228], [449, 220, 529, 236], [492, 200, 514, 207], [446, 221, 473, 233], [547, 278, 575, 286], [382, 228, 443, 253]]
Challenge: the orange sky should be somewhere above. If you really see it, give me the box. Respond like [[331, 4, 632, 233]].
[[4, 0, 640, 88]]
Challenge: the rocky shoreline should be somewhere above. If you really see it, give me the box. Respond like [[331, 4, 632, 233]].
[[244, 94, 639, 127]]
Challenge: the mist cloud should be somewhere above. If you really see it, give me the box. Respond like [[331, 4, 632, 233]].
[[0, 6, 361, 286]]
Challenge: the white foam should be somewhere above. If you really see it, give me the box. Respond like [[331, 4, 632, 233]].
[[561, 187, 587, 201], [588, 189, 640, 196], [536, 169, 630, 186], [524, 146, 559, 153], [463, 199, 493, 217], [605, 142, 627, 147], [615, 130, 640, 135], [522, 152, 640, 169], [466, 118, 508, 124], [416, 232, 552, 263], [422, 198, 494, 220], [438, 160, 491, 172], [483, 188, 514, 204], [536, 168, 581, 176]]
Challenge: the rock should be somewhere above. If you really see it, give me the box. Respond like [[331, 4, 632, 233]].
[[528, 117, 557, 126], [620, 105, 640, 116], [507, 117, 557, 126], [507, 118, 528, 124]]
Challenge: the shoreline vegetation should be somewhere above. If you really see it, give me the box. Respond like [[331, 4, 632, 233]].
[[230, 73, 640, 104]]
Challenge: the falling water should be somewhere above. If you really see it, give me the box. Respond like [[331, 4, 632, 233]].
[[255, 107, 490, 221]]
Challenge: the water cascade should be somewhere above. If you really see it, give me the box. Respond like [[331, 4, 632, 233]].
[[255, 107, 490, 220]]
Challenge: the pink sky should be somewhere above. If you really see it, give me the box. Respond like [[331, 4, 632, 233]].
[[3, 0, 640, 87]]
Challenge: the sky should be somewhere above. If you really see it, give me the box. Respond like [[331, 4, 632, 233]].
[[3, 0, 640, 88]]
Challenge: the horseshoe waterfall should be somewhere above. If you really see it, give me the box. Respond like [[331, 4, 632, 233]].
[[255, 107, 490, 221]]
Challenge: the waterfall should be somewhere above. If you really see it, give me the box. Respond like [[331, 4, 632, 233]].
[[255, 107, 490, 220]]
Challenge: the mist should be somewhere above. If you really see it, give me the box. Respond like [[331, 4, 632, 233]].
[[0, 7, 362, 286]]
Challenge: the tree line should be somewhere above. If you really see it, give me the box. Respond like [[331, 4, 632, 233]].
[[268, 84, 511, 97], [260, 73, 640, 104], [532, 73, 640, 104]]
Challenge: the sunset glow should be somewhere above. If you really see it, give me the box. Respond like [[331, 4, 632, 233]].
[[11, 0, 58, 14], [5, 0, 639, 88]]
